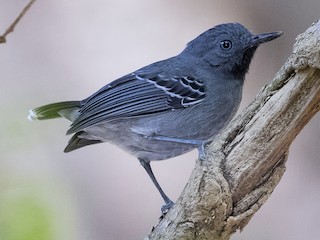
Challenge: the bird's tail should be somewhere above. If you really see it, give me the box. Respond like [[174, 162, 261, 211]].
[[28, 101, 81, 121]]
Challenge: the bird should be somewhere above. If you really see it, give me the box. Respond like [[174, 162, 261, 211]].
[[28, 23, 282, 213]]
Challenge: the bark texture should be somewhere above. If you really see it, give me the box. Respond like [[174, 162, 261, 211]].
[[145, 20, 320, 240]]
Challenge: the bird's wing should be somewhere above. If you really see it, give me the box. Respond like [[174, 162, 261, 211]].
[[67, 73, 206, 134]]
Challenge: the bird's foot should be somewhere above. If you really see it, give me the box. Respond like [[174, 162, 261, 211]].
[[161, 200, 174, 214], [197, 140, 211, 161]]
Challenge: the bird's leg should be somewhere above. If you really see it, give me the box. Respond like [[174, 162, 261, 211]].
[[146, 134, 208, 160], [139, 158, 174, 214], [147, 135, 203, 145]]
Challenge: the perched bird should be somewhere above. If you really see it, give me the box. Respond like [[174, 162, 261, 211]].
[[28, 23, 282, 213]]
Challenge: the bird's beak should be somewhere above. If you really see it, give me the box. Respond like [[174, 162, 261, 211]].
[[249, 31, 283, 48]]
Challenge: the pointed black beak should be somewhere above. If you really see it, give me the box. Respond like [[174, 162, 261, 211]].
[[250, 31, 283, 47]]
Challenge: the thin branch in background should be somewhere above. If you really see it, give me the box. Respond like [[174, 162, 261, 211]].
[[0, 0, 37, 44]]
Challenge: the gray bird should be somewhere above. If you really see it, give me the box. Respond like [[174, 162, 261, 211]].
[[28, 23, 282, 213]]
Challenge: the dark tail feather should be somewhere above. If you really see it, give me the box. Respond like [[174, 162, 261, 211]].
[[28, 101, 81, 121], [29, 101, 102, 152], [64, 132, 103, 152]]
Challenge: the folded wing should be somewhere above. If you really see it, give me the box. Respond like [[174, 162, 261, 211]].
[[67, 73, 206, 134]]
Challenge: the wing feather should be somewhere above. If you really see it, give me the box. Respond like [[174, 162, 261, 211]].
[[67, 73, 206, 134]]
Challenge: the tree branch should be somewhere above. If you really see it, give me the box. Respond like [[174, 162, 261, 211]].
[[145, 20, 320, 240], [0, 0, 37, 44]]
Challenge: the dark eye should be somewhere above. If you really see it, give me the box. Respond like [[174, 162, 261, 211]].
[[220, 40, 233, 50]]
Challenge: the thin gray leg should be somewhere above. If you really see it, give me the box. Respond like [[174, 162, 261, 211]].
[[147, 135, 203, 146], [139, 158, 174, 213], [147, 135, 208, 160]]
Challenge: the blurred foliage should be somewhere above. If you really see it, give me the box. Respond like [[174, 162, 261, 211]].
[[0, 188, 55, 240]]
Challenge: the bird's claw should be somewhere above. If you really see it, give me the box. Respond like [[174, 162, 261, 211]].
[[198, 140, 211, 161], [161, 200, 174, 214]]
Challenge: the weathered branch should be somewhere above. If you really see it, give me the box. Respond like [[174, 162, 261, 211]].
[[0, 0, 37, 44], [145, 20, 320, 240]]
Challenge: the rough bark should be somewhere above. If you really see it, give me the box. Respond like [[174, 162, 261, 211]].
[[145, 20, 320, 240]]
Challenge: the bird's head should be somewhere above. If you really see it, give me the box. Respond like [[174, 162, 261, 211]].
[[183, 23, 283, 79]]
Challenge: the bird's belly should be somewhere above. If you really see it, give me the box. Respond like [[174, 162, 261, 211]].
[[83, 122, 197, 161], [126, 140, 196, 161]]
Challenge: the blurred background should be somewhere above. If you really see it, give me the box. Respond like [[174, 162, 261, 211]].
[[0, 0, 319, 239]]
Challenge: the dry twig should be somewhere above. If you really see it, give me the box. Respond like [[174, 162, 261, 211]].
[[0, 0, 37, 44]]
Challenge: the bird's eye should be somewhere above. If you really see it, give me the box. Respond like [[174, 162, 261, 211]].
[[220, 40, 233, 50]]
